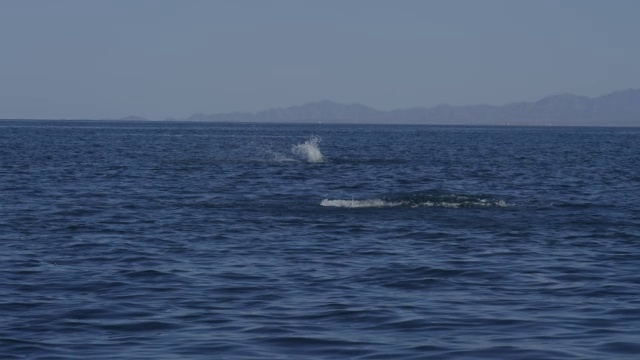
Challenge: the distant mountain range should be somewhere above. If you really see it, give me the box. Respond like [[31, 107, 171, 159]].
[[173, 89, 640, 126]]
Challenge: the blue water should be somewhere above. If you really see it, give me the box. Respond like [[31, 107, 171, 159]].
[[1, 121, 639, 359]]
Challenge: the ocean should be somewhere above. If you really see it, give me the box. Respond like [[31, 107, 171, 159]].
[[1, 120, 639, 359]]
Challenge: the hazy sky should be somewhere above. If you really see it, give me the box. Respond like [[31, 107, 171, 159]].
[[1, 0, 639, 119]]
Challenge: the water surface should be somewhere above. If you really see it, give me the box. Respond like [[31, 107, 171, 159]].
[[1, 121, 639, 359]]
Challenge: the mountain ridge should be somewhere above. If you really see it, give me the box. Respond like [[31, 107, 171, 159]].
[[178, 89, 640, 126]]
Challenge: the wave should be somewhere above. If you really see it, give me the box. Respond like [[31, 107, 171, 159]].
[[320, 193, 510, 209], [291, 136, 325, 163]]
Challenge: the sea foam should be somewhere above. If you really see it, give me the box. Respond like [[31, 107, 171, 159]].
[[320, 199, 401, 208], [321, 196, 510, 209]]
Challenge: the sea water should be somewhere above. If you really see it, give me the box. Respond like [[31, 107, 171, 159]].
[[1, 121, 639, 359]]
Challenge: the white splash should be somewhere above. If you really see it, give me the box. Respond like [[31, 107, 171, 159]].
[[291, 136, 325, 163]]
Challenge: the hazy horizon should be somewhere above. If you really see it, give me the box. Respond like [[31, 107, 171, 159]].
[[1, 0, 639, 120]]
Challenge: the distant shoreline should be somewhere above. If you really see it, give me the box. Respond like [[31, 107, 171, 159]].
[[1, 118, 638, 128], [2, 88, 639, 127]]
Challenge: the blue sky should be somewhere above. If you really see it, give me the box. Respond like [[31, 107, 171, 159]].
[[0, 0, 638, 119]]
